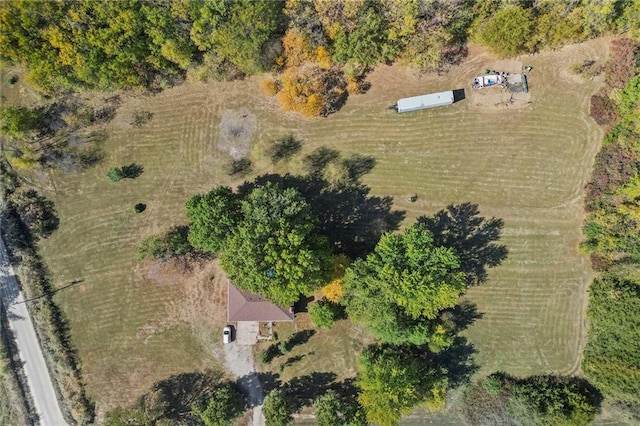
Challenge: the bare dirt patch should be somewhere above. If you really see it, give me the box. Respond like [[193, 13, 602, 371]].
[[218, 108, 258, 159]]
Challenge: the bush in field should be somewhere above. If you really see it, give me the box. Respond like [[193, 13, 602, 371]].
[[0, 106, 46, 139], [107, 164, 143, 182], [224, 158, 252, 177], [309, 299, 343, 329], [106, 167, 125, 182], [133, 203, 146, 213]]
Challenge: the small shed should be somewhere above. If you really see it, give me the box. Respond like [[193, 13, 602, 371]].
[[397, 90, 454, 113]]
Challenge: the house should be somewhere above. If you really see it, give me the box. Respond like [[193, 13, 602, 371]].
[[396, 90, 454, 113], [227, 282, 294, 322]]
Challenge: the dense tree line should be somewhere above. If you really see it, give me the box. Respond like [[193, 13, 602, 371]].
[[581, 38, 640, 419], [3, 0, 636, 115]]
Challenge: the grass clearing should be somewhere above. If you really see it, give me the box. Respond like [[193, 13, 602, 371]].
[[29, 38, 608, 415]]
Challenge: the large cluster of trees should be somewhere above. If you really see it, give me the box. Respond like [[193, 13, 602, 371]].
[[2, 1, 637, 118], [186, 182, 333, 306], [471, 0, 640, 57], [581, 38, 640, 418]]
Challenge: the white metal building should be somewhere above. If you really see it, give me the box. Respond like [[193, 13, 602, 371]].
[[397, 90, 454, 113]]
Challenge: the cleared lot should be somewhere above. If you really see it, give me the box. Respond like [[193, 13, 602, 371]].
[[33, 39, 606, 412]]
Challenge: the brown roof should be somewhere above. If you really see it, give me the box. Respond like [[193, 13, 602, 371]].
[[227, 282, 294, 322]]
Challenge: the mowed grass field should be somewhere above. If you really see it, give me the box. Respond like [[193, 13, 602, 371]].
[[31, 38, 607, 413]]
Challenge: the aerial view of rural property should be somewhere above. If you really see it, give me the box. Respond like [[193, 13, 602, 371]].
[[0, 1, 638, 425]]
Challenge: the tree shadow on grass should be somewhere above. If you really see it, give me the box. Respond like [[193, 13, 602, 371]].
[[122, 162, 144, 179], [286, 329, 315, 350], [239, 172, 405, 259], [433, 336, 479, 388], [417, 202, 508, 286], [441, 299, 484, 333], [283, 371, 337, 411]]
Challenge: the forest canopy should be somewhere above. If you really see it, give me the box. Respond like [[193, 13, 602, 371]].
[[2, 0, 636, 94]]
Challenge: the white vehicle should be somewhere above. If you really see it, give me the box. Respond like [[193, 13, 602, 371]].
[[223, 325, 232, 344]]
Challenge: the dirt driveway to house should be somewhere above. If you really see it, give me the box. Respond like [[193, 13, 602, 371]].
[[223, 323, 264, 426]]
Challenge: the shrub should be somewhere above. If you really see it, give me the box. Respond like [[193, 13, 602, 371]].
[[473, 4, 535, 57], [309, 299, 343, 329], [131, 110, 153, 127], [224, 158, 252, 176], [133, 203, 146, 213], [106, 167, 125, 182], [276, 66, 347, 117], [261, 78, 280, 96], [570, 60, 602, 79]]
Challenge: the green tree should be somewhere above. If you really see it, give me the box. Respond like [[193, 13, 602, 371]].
[[192, 384, 245, 426], [106, 167, 125, 182], [263, 389, 292, 426], [191, 0, 283, 75], [309, 299, 342, 329], [221, 182, 333, 306], [472, 4, 535, 57], [342, 223, 466, 348], [185, 186, 242, 253], [357, 344, 447, 426], [0, 106, 46, 139], [333, 4, 397, 67], [315, 390, 342, 426]]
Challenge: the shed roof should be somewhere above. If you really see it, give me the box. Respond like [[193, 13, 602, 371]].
[[397, 90, 454, 113], [227, 282, 294, 322]]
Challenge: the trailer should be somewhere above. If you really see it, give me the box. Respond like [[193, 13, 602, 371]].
[[396, 90, 454, 113]]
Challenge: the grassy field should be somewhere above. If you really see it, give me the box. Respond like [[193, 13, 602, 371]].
[[26, 38, 609, 417]]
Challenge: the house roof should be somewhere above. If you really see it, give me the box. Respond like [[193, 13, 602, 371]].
[[227, 282, 294, 322]]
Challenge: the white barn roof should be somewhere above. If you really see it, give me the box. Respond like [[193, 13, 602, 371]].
[[397, 90, 454, 113]]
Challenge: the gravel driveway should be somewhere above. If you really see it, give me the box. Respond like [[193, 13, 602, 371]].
[[223, 326, 265, 426]]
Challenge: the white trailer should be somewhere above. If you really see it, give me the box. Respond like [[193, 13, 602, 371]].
[[397, 90, 454, 113]]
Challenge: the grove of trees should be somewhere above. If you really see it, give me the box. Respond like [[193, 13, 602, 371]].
[[581, 38, 640, 419], [186, 182, 333, 306], [3, 0, 636, 115]]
